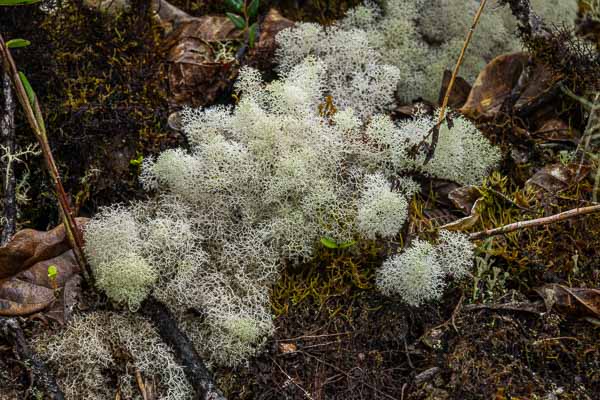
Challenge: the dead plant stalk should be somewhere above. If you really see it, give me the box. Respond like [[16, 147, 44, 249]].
[[0, 34, 90, 281], [469, 204, 600, 240], [425, 0, 488, 162]]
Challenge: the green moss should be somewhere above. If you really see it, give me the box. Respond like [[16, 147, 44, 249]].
[[271, 239, 388, 318]]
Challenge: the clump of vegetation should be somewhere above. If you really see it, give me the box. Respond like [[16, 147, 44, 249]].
[[84, 52, 500, 365], [277, 0, 579, 103], [376, 230, 473, 306], [34, 312, 193, 400]]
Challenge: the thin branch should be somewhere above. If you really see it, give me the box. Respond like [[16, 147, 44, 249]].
[[423, 0, 488, 163], [0, 34, 91, 283], [469, 204, 600, 240]]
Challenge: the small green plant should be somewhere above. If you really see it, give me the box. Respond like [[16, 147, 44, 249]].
[[226, 0, 259, 48], [47, 264, 59, 298], [320, 237, 356, 249]]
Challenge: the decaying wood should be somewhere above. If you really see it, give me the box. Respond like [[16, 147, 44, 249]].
[[0, 70, 16, 245], [0, 317, 65, 400], [141, 296, 227, 400]]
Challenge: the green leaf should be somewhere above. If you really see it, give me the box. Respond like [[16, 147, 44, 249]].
[[225, 0, 243, 12], [47, 265, 58, 280], [0, 0, 41, 5], [6, 38, 31, 48], [248, 22, 258, 48], [338, 240, 356, 249], [226, 12, 246, 30], [320, 237, 339, 249], [18, 71, 36, 107], [248, 0, 259, 19]]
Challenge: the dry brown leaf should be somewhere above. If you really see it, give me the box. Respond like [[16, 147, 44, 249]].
[[0, 220, 87, 319], [534, 284, 600, 318], [525, 163, 591, 194], [440, 198, 484, 231], [460, 52, 556, 120], [246, 8, 295, 71], [438, 70, 471, 108], [0, 217, 88, 279], [448, 185, 480, 215]]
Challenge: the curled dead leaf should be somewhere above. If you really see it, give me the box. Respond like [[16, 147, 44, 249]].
[[535, 284, 600, 318], [460, 52, 556, 120], [448, 185, 480, 215], [0, 220, 87, 319], [440, 198, 484, 231], [246, 8, 295, 71], [0, 217, 88, 279]]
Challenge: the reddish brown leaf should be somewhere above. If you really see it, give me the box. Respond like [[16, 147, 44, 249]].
[[0, 220, 87, 318], [246, 8, 295, 71], [438, 69, 471, 108], [0, 217, 89, 279], [448, 185, 481, 215], [440, 198, 484, 231], [0, 279, 54, 316]]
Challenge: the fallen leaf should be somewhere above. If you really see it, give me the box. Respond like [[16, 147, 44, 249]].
[[438, 70, 471, 108], [246, 8, 295, 71], [448, 185, 480, 215], [440, 198, 484, 231], [534, 284, 600, 318], [0, 220, 87, 318], [460, 52, 556, 120], [525, 163, 591, 194], [532, 119, 576, 143], [0, 217, 88, 279], [0, 279, 55, 316], [160, 0, 243, 108]]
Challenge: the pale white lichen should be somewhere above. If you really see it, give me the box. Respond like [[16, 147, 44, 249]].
[[435, 230, 474, 279], [277, 0, 578, 104], [85, 57, 496, 367], [34, 312, 193, 400], [357, 173, 409, 239], [376, 239, 445, 307], [375, 230, 475, 306]]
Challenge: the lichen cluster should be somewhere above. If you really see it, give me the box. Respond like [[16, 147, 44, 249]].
[[84, 52, 499, 366], [276, 0, 578, 103]]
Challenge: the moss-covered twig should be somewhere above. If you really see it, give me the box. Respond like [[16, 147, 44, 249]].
[[469, 204, 600, 240], [0, 34, 90, 282], [0, 317, 65, 400]]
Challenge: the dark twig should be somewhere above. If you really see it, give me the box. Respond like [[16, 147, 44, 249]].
[[140, 296, 226, 400], [487, 187, 536, 213], [0, 317, 65, 400], [0, 70, 16, 245]]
